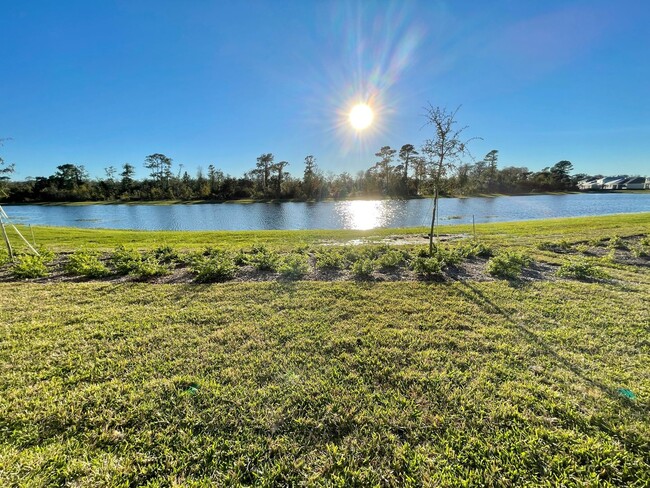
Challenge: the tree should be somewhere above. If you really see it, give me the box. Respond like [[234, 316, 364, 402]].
[[483, 150, 499, 192], [273, 161, 289, 198], [0, 138, 15, 196], [374, 146, 397, 194], [422, 104, 477, 254], [144, 153, 172, 188], [550, 160, 574, 190], [303, 155, 319, 199], [398, 144, 418, 194], [120, 163, 136, 191], [256, 153, 274, 196]]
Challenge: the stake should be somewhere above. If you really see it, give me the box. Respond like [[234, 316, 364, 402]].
[[0, 218, 13, 260], [472, 215, 476, 239], [30, 224, 36, 247], [429, 187, 438, 255]]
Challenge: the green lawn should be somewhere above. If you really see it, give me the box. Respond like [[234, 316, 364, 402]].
[[1, 214, 649, 486]]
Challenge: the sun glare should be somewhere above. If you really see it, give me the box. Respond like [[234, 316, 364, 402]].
[[349, 103, 374, 130]]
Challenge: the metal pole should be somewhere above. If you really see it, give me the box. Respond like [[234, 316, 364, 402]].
[[472, 215, 476, 239], [30, 224, 36, 247]]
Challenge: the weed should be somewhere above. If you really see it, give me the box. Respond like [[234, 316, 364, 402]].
[[608, 235, 627, 250]]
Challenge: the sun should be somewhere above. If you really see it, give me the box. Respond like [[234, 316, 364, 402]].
[[349, 103, 374, 130]]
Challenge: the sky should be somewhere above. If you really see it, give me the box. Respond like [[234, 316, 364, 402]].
[[1, 0, 649, 180]]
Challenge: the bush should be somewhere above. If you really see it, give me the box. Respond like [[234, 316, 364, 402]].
[[278, 254, 310, 279], [248, 246, 280, 271], [537, 240, 571, 252], [375, 249, 406, 270], [111, 245, 143, 275], [455, 241, 493, 259], [37, 246, 56, 263], [314, 249, 346, 270], [0, 249, 10, 266], [66, 249, 110, 278], [351, 258, 375, 279], [486, 251, 532, 279], [190, 255, 236, 282], [128, 257, 170, 278], [12, 254, 48, 279], [557, 259, 609, 280], [111, 245, 169, 277], [411, 255, 444, 278], [151, 245, 179, 264], [608, 235, 627, 250]]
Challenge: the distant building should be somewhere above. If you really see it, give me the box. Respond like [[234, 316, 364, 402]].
[[622, 177, 646, 190]]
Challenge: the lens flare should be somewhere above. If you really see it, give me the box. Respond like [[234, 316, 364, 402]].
[[349, 103, 374, 130]]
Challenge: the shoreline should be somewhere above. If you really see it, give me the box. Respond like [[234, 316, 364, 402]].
[[9, 190, 646, 207]]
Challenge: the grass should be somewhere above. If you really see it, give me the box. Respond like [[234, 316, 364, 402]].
[[0, 213, 649, 485], [2, 211, 648, 252]]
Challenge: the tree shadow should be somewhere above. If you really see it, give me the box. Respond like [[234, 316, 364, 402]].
[[454, 281, 646, 413]]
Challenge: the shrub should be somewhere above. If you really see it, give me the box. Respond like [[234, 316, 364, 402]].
[[128, 257, 170, 278], [557, 259, 609, 280], [314, 249, 346, 270], [12, 254, 48, 279], [111, 245, 143, 275], [537, 240, 571, 252], [411, 255, 444, 278], [0, 249, 10, 266], [375, 249, 406, 270], [151, 244, 179, 264], [66, 249, 110, 278], [456, 241, 493, 259], [631, 245, 649, 258], [190, 255, 236, 282], [37, 246, 56, 263], [248, 246, 280, 271], [607, 235, 627, 250], [111, 245, 169, 277], [435, 246, 464, 267], [278, 254, 310, 279], [351, 258, 375, 279], [486, 251, 532, 279]]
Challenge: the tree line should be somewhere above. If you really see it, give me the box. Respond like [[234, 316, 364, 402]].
[[1, 125, 587, 204]]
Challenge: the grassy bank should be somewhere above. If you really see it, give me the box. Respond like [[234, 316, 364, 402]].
[[5, 212, 650, 252], [1, 214, 649, 485]]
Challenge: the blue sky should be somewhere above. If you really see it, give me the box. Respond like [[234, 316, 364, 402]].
[[1, 0, 648, 180]]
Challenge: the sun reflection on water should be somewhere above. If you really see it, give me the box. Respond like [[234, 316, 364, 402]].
[[336, 200, 392, 230]]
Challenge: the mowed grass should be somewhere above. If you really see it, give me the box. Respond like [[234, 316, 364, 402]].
[[1, 214, 649, 486], [7, 211, 650, 252]]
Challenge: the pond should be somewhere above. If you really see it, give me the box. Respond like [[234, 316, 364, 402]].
[[3, 193, 649, 231]]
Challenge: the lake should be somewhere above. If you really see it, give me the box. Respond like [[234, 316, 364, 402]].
[[3, 193, 649, 231]]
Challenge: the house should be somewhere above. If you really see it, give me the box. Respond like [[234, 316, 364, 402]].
[[622, 177, 647, 190], [577, 179, 599, 190], [597, 176, 626, 189], [645, 177, 650, 190], [604, 177, 630, 190]]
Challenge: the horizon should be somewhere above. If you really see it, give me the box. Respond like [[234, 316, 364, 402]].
[[1, 0, 649, 180]]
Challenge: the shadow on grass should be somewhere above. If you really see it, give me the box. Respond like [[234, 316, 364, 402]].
[[453, 281, 647, 454], [456, 281, 643, 406]]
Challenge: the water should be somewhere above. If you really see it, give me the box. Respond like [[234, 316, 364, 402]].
[[3, 193, 649, 231]]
